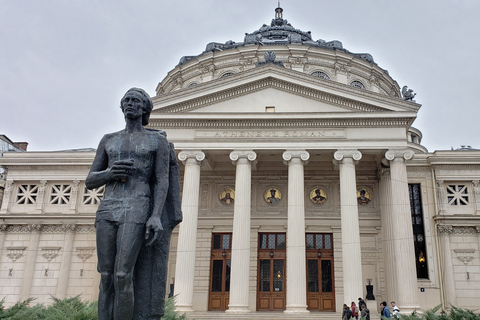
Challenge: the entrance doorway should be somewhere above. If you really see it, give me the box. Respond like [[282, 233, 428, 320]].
[[257, 233, 286, 311], [306, 233, 335, 311], [208, 233, 231, 311]]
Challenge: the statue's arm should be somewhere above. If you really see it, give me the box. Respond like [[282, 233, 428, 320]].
[[85, 135, 111, 190]]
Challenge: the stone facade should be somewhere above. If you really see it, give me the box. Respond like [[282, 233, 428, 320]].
[[1, 6, 479, 317]]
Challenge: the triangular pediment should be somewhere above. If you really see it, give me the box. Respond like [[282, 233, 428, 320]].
[[151, 65, 420, 115]]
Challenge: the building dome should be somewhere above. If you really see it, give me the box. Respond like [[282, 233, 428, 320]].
[[156, 6, 399, 97]]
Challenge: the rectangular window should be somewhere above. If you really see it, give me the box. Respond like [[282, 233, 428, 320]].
[[409, 184, 429, 279], [265, 106, 275, 113]]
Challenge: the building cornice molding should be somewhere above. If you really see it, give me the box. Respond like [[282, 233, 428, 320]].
[[1, 223, 95, 233], [149, 116, 415, 130]]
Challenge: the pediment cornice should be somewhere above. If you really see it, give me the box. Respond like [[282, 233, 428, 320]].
[[152, 65, 420, 114]]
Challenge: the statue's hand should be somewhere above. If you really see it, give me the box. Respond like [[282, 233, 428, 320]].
[[109, 159, 134, 181], [145, 216, 163, 247]]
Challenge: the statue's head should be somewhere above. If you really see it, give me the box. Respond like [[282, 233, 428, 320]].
[[120, 88, 153, 126]]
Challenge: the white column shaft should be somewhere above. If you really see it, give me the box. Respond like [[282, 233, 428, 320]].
[[285, 156, 308, 313], [20, 228, 41, 301], [439, 226, 456, 308], [174, 153, 203, 311], [337, 156, 363, 304], [379, 170, 397, 301], [389, 157, 419, 311], [227, 155, 253, 312], [56, 230, 75, 299]]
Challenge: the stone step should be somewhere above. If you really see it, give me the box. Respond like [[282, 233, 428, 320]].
[[184, 311, 342, 320]]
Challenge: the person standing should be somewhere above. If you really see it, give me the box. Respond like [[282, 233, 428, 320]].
[[351, 301, 359, 320], [391, 301, 400, 317], [360, 304, 370, 320], [342, 303, 352, 320], [380, 301, 391, 318]]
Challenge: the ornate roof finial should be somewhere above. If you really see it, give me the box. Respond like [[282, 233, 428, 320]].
[[275, 2, 283, 20]]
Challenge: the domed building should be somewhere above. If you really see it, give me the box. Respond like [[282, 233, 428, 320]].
[[1, 6, 479, 318]]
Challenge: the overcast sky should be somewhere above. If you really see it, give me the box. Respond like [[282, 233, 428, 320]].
[[1, 0, 479, 152]]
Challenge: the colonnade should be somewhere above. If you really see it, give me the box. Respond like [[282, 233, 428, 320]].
[[174, 148, 420, 313]]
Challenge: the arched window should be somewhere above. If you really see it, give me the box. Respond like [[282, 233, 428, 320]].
[[188, 82, 198, 88], [311, 71, 330, 80], [220, 72, 235, 78], [350, 80, 365, 89]]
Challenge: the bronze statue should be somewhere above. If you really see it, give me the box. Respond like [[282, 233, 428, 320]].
[[86, 88, 182, 320]]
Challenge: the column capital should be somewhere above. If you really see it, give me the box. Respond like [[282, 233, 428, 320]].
[[333, 149, 362, 165], [229, 150, 257, 165], [178, 150, 205, 165], [282, 150, 309, 165], [385, 149, 414, 162]]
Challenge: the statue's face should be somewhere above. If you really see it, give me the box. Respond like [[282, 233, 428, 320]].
[[121, 91, 145, 121]]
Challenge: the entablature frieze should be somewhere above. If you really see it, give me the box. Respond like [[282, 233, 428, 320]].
[[0, 223, 95, 233]]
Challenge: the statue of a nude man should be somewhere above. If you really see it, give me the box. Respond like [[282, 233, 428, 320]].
[[86, 88, 181, 320]]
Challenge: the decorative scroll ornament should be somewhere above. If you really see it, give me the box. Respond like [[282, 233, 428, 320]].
[[282, 150, 310, 166], [42, 247, 61, 262], [178, 150, 205, 165], [333, 150, 362, 167], [385, 149, 414, 161], [229, 150, 257, 165]]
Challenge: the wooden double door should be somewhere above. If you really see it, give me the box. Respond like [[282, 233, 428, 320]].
[[208, 233, 335, 312], [257, 233, 286, 311]]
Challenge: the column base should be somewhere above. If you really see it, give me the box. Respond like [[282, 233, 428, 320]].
[[284, 305, 310, 314], [225, 305, 251, 313], [398, 305, 421, 314]]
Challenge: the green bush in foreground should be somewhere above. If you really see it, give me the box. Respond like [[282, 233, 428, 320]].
[[374, 305, 480, 320], [0, 296, 188, 320]]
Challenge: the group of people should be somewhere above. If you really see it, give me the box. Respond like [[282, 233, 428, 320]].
[[342, 298, 400, 319], [342, 298, 369, 320], [380, 301, 400, 318]]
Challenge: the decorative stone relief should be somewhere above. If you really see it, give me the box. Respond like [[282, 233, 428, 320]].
[[42, 247, 61, 262], [70, 179, 80, 210], [6, 247, 26, 262], [454, 249, 475, 265], [437, 224, 453, 234], [334, 63, 350, 76], [436, 180, 447, 214], [36, 180, 48, 210], [76, 247, 95, 262]]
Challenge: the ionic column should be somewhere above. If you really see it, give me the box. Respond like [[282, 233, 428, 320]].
[[378, 166, 397, 301], [333, 150, 363, 304], [226, 150, 257, 313], [20, 224, 42, 301], [174, 150, 205, 312], [438, 225, 456, 308], [56, 224, 76, 299], [283, 150, 310, 314], [385, 149, 419, 312]]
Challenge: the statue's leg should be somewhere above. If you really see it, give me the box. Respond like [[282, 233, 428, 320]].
[[96, 220, 118, 320], [113, 222, 145, 320]]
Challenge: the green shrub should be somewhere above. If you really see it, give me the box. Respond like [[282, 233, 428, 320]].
[[380, 305, 480, 320], [0, 296, 189, 320]]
